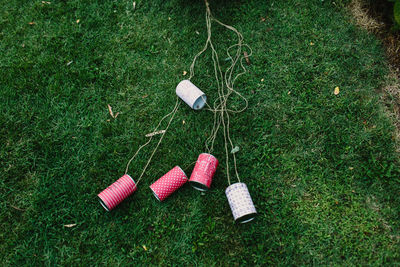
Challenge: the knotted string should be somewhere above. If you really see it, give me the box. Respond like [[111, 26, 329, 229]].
[[124, 0, 251, 186], [188, 0, 252, 185]]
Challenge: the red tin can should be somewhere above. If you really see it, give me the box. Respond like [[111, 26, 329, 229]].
[[98, 174, 137, 211], [150, 166, 188, 201], [189, 153, 218, 191]]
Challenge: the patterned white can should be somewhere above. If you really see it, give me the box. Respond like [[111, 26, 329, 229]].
[[176, 80, 206, 110], [225, 183, 257, 223]]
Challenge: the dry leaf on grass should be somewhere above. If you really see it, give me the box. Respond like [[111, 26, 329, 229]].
[[28, 22, 36, 25], [107, 105, 119, 119], [145, 130, 166, 137], [231, 146, 240, 154], [107, 104, 114, 118], [64, 224, 77, 228], [10, 205, 25, 211], [243, 51, 251, 65], [334, 86, 340, 95], [183, 71, 187, 76]]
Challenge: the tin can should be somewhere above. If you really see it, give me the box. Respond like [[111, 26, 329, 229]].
[[149, 166, 188, 201], [189, 153, 218, 191], [225, 183, 257, 223], [98, 174, 137, 211], [176, 80, 207, 110]]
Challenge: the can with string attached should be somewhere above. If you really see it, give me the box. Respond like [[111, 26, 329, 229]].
[[225, 182, 257, 223], [189, 153, 218, 191], [150, 166, 188, 201], [176, 80, 207, 110], [98, 174, 137, 211]]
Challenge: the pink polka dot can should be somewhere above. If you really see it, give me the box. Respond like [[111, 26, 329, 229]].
[[150, 166, 188, 201]]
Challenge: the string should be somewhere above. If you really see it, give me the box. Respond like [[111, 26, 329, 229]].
[[188, 0, 252, 185], [123, 0, 251, 186], [183, 160, 197, 174], [125, 98, 180, 184]]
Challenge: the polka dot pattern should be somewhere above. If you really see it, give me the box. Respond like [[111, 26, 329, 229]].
[[225, 183, 257, 222], [98, 174, 137, 211], [189, 153, 218, 190], [150, 166, 188, 202]]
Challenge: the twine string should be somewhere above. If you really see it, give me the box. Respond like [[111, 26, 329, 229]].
[[124, 0, 250, 186], [188, 0, 251, 185], [125, 98, 180, 184]]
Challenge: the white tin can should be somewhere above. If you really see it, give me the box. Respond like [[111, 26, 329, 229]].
[[176, 80, 207, 110], [225, 183, 257, 223]]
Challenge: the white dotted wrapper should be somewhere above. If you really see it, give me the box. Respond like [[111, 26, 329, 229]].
[[176, 80, 206, 110], [225, 183, 257, 223]]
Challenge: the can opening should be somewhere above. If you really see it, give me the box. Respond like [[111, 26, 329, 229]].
[[193, 95, 206, 110], [98, 197, 110, 212], [150, 187, 162, 202], [189, 181, 209, 191], [236, 213, 257, 224]]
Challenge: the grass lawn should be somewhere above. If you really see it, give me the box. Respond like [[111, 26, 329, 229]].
[[1, 0, 400, 265]]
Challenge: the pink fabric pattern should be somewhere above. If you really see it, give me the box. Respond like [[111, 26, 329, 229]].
[[150, 166, 188, 201], [98, 174, 137, 211], [189, 153, 218, 190]]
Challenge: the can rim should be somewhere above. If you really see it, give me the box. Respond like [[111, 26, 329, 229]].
[[189, 181, 209, 192], [149, 186, 162, 202], [235, 212, 257, 224], [98, 196, 110, 212], [193, 94, 207, 110]]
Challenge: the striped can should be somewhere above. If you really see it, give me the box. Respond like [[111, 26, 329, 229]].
[[98, 174, 137, 211], [189, 153, 218, 191], [149, 166, 188, 202]]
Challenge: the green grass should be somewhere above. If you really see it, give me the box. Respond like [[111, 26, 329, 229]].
[[1, 0, 400, 265]]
